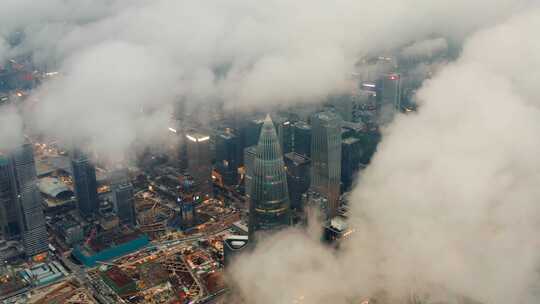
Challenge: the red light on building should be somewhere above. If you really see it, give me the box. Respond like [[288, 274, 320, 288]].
[[388, 74, 399, 80]]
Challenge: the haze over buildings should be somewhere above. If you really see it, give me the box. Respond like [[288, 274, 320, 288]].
[[0, 1, 540, 304]]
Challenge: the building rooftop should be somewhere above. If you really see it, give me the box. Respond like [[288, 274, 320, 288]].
[[342, 137, 360, 145], [329, 216, 348, 232], [294, 121, 311, 130], [38, 177, 73, 199], [313, 110, 341, 122], [186, 132, 210, 142], [284, 152, 310, 165]]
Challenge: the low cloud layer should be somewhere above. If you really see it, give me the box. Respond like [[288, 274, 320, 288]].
[[1, 0, 536, 156], [229, 7, 540, 304], [3, 3, 540, 301], [400, 38, 448, 60], [0, 105, 24, 151]]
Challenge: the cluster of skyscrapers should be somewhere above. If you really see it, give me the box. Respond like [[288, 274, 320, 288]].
[[0, 62, 403, 258]]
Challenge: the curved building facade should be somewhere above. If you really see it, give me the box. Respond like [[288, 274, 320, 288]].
[[248, 115, 290, 237]]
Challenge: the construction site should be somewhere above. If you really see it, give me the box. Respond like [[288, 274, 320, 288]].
[[28, 279, 96, 304], [84, 235, 227, 304]]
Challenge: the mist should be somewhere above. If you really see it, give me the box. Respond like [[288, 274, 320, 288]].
[[229, 7, 540, 304], [0, 105, 24, 151], [2, 1, 540, 302], [1, 0, 536, 157]]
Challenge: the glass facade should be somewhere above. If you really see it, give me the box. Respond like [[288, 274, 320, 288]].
[[71, 151, 98, 217], [310, 111, 342, 218], [249, 115, 290, 237]]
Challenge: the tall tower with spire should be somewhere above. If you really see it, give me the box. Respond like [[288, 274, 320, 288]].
[[248, 115, 291, 238]]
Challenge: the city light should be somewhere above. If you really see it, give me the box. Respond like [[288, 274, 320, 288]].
[[168, 127, 177, 133]]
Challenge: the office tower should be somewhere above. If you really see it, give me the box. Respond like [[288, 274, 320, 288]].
[[341, 137, 362, 191], [293, 121, 311, 158], [110, 169, 136, 225], [10, 142, 48, 257], [243, 146, 256, 198], [185, 132, 212, 197], [328, 94, 354, 122], [249, 115, 290, 237], [379, 73, 402, 111], [71, 151, 98, 217], [223, 235, 249, 267], [215, 132, 239, 186], [310, 111, 342, 218], [284, 152, 311, 211], [272, 115, 293, 154], [244, 119, 264, 148], [0, 155, 19, 239]]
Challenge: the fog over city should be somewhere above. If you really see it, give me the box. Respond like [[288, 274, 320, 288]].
[[1, 0, 540, 303]]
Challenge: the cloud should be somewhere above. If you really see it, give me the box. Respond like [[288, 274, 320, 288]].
[[28, 41, 179, 161], [1, 0, 539, 302], [228, 7, 540, 304], [0, 105, 24, 152], [400, 38, 449, 60], [1, 0, 536, 157]]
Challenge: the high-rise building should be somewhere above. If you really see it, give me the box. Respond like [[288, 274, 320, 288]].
[[379, 73, 402, 111], [341, 137, 362, 191], [249, 115, 290, 237], [310, 111, 342, 218], [243, 146, 257, 198], [215, 132, 240, 186], [0, 155, 19, 239], [185, 132, 212, 197], [293, 121, 311, 158], [10, 142, 48, 257], [273, 115, 293, 154], [328, 94, 354, 122], [244, 119, 264, 148], [71, 151, 98, 217], [284, 152, 310, 211], [110, 169, 136, 225]]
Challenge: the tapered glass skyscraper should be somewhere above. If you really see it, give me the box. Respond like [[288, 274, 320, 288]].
[[249, 115, 290, 237]]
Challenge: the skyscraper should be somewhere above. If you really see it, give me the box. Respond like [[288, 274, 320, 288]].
[[379, 73, 402, 111], [10, 142, 48, 257], [328, 94, 354, 122], [293, 121, 311, 158], [341, 137, 362, 191], [110, 169, 136, 225], [284, 152, 310, 211], [71, 151, 98, 217], [244, 119, 264, 148], [0, 155, 19, 239], [273, 115, 293, 154], [215, 131, 240, 186], [185, 132, 212, 197], [249, 115, 290, 237], [310, 111, 342, 218], [243, 146, 256, 198]]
